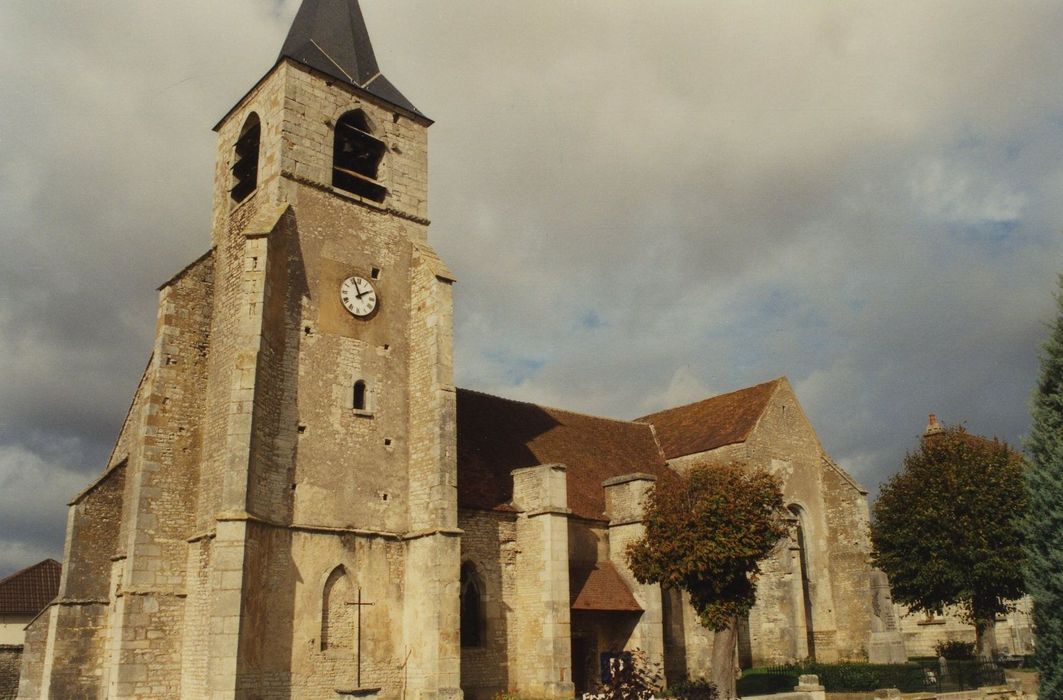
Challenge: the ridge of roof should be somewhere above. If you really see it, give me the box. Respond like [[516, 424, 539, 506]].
[[636, 378, 785, 459], [0, 559, 59, 589], [455, 388, 673, 521], [457, 387, 655, 430]]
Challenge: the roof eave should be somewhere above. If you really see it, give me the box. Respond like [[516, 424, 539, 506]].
[[212, 58, 433, 134], [665, 437, 749, 461]]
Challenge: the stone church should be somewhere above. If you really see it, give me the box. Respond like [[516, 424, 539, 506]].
[[17, 2, 878, 698]]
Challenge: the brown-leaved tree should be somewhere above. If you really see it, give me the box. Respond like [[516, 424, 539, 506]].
[[626, 463, 787, 698]]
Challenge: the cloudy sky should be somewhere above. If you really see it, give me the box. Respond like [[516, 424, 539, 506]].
[[2, 0, 1062, 577]]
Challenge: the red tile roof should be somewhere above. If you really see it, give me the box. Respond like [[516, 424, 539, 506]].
[[456, 389, 673, 521], [570, 561, 642, 612], [637, 379, 782, 459], [0, 559, 61, 615]]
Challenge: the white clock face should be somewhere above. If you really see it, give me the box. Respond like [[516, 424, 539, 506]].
[[340, 276, 378, 317]]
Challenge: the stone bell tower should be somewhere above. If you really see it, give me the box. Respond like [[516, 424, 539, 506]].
[[17, 1, 460, 698], [198, 1, 461, 697]]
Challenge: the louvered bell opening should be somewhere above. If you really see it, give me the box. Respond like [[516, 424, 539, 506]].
[[231, 121, 261, 203], [332, 116, 387, 202]]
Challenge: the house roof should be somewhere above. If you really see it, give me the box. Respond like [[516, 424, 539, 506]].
[[278, 0, 425, 118], [456, 388, 673, 521], [0, 559, 61, 616], [570, 561, 642, 612], [637, 378, 782, 459]]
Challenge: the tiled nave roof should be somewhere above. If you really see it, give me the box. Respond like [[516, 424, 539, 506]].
[[637, 378, 782, 459], [456, 388, 673, 521]]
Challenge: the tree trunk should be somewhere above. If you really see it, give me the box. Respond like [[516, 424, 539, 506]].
[[973, 617, 998, 660], [711, 619, 738, 699]]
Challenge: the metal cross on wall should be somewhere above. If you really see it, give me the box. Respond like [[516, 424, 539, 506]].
[[345, 588, 374, 687]]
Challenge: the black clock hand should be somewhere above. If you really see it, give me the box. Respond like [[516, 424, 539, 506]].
[[352, 280, 368, 298]]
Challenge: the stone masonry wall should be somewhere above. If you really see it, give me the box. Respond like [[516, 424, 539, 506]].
[[819, 460, 873, 660], [665, 380, 874, 668], [284, 531, 407, 700], [402, 233, 461, 700], [32, 462, 128, 697], [458, 509, 519, 700], [145, 249, 215, 581], [23, 44, 442, 699], [65, 464, 127, 602], [15, 608, 49, 699], [512, 465, 574, 698], [741, 383, 843, 663], [1, 646, 22, 700], [894, 597, 1035, 657], [199, 50, 452, 699], [235, 523, 297, 697], [244, 218, 299, 525], [281, 186, 411, 531], [45, 603, 110, 696], [103, 249, 214, 698], [178, 538, 212, 697], [279, 63, 430, 223], [205, 209, 282, 696], [282, 183, 424, 533], [603, 476, 664, 669], [211, 62, 430, 236]]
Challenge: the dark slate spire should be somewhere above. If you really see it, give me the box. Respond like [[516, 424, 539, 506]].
[[279, 0, 425, 118]]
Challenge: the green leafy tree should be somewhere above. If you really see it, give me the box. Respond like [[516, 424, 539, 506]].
[[626, 464, 787, 698], [871, 425, 1027, 659], [1025, 275, 1063, 697]]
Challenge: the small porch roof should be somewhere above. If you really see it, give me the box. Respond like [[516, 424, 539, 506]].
[[570, 562, 642, 613]]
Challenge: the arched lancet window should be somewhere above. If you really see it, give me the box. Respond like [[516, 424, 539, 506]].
[[322, 565, 354, 652], [333, 110, 387, 202], [788, 504, 816, 661], [460, 561, 485, 648], [231, 113, 261, 202], [353, 380, 369, 412]]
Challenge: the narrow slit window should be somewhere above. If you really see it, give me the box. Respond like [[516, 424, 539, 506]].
[[353, 380, 369, 411], [333, 110, 387, 202], [460, 561, 485, 648], [231, 113, 261, 202]]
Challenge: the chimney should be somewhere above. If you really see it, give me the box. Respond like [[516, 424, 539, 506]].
[[925, 413, 943, 436]]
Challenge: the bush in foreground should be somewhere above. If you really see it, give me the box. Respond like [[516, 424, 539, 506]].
[[935, 640, 976, 660]]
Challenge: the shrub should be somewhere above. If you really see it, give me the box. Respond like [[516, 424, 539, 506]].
[[738, 662, 950, 694], [735, 671, 797, 696], [584, 649, 663, 700], [668, 677, 718, 700], [935, 640, 976, 660]]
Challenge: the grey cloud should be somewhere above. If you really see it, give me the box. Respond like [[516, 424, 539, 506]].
[[2, 1, 1062, 575]]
